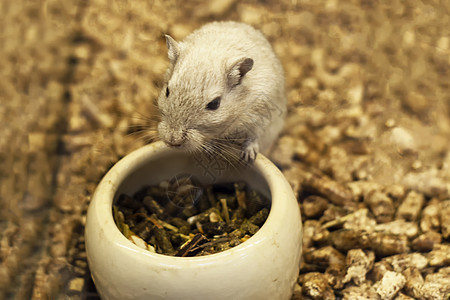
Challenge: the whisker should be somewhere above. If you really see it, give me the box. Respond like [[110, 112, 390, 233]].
[[125, 124, 156, 134], [206, 140, 247, 172], [126, 125, 152, 133], [135, 133, 159, 144], [211, 137, 247, 143], [130, 111, 154, 121], [126, 126, 159, 143]]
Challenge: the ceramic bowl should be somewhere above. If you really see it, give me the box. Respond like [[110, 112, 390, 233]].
[[85, 141, 302, 300]]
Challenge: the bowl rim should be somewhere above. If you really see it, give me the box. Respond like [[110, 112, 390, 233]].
[[88, 141, 297, 263]]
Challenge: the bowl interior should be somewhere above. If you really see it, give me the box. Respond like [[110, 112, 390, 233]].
[[115, 149, 271, 205]]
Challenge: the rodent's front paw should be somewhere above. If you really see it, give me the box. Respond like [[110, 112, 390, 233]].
[[241, 140, 259, 163]]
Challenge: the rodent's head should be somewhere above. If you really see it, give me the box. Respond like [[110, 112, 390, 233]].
[[157, 34, 254, 153]]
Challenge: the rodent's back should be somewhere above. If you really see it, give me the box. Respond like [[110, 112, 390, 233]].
[[180, 21, 284, 83]]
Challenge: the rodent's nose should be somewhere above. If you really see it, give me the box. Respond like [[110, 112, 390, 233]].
[[158, 121, 186, 148], [164, 130, 186, 148], [166, 140, 183, 147]]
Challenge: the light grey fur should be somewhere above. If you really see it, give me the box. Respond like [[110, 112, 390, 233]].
[[157, 21, 287, 162]]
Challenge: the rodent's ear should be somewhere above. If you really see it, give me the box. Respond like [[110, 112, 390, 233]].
[[164, 34, 180, 66], [227, 58, 254, 88]]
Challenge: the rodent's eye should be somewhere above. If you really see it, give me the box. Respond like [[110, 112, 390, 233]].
[[206, 97, 221, 110], [165, 86, 170, 97]]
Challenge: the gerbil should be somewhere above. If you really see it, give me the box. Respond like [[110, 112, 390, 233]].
[[157, 21, 287, 162]]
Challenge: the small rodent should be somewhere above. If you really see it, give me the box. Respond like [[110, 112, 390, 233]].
[[157, 21, 286, 162]]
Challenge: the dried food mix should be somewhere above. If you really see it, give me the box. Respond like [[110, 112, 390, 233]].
[[113, 176, 270, 256]]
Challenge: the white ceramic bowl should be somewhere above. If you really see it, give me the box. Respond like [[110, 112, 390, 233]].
[[85, 141, 302, 300]]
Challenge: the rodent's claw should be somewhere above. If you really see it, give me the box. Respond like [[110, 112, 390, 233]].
[[242, 140, 259, 163]]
